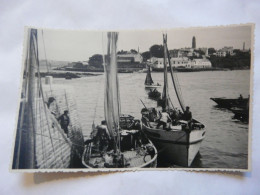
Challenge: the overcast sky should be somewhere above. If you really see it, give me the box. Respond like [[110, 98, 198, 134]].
[[34, 24, 252, 61]]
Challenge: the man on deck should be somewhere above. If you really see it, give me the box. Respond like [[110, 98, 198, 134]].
[[157, 109, 172, 130], [182, 106, 192, 130], [58, 110, 70, 137], [183, 106, 192, 121]]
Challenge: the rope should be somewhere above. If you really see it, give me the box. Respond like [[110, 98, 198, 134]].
[[20, 129, 85, 149], [36, 43, 60, 167], [41, 30, 53, 93]]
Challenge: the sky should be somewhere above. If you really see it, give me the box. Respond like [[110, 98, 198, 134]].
[[33, 24, 253, 62]]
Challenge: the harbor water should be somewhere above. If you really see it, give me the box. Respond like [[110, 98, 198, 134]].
[[50, 70, 250, 169]]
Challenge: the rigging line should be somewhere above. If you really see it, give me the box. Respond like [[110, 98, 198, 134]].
[[166, 43, 185, 111], [35, 79, 43, 165], [56, 125, 66, 167], [36, 51, 60, 167], [34, 38, 56, 167], [41, 30, 53, 93], [38, 99, 47, 168], [41, 30, 50, 73], [21, 124, 85, 165], [20, 129, 85, 148]]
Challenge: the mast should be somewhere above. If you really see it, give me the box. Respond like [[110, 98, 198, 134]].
[[104, 32, 121, 152], [24, 28, 38, 168], [161, 34, 170, 111]]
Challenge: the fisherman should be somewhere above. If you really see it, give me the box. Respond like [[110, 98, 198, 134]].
[[58, 110, 70, 136], [182, 106, 192, 130], [149, 108, 159, 122], [96, 121, 111, 154], [47, 97, 57, 117], [169, 108, 179, 125], [141, 108, 151, 127], [156, 109, 172, 130], [239, 94, 243, 100]]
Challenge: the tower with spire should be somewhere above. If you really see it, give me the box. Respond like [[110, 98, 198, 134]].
[[192, 36, 196, 49]]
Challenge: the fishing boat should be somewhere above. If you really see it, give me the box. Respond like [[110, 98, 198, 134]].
[[145, 66, 161, 88], [82, 32, 157, 169], [141, 34, 205, 167], [148, 88, 161, 100], [12, 28, 84, 169], [210, 95, 249, 109]]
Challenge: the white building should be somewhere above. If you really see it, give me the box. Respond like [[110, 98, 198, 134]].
[[216, 46, 234, 57], [117, 52, 143, 63], [150, 57, 211, 69], [187, 59, 212, 68], [171, 57, 189, 68], [216, 50, 227, 57]]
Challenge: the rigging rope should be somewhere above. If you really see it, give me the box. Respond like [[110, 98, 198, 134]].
[[35, 36, 60, 167], [41, 30, 53, 93], [92, 32, 105, 124]]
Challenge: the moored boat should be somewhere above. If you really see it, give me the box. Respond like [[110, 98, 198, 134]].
[[82, 32, 157, 169], [210, 96, 249, 109], [148, 88, 161, 100], [141, 34, 206, 167], [145, 66, 161, 88]]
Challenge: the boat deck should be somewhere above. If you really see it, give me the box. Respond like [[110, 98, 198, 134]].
[[87, 148, 152, 168], [148, 122, 182, 131]]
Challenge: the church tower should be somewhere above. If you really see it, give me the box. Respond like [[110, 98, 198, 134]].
[[192, 36, 196, 49]]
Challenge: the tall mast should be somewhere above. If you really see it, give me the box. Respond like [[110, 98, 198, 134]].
[[24, 28, 38, 168], [162, 34, 170, 111]]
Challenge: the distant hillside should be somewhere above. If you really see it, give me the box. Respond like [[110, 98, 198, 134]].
[[39, 60, 71, 68], [209, 51, 251, 69]]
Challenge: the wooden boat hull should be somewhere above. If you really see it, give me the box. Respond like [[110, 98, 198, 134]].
[[210, 97, 248, 109], [142, 124, 205, 167], [82, 140, 157, 168]]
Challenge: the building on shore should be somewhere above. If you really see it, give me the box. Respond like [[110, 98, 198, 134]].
[[186, 58, 212, 68], [150, 57, 212, 69], [216, 46, 234, 57], [117, 51, 143, 63]]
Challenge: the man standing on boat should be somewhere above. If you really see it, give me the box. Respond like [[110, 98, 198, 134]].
[[182, 106, 192, 130], [157, 109, 171, 130], [58, 110, 70, 137]]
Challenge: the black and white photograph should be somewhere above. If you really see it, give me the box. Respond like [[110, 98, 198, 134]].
[[11, 24, 253, 171]]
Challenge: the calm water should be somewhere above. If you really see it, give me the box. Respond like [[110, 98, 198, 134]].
[[52, 70, 250, 169]]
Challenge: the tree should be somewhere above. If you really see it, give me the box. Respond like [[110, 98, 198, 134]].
[[88, 54, 103, 67], [141, 51, 151, 62], [130, 49, 138, 54], [208, 48, 216, 55], [149, 45, 164, 58], [73, 62, 83, 68]]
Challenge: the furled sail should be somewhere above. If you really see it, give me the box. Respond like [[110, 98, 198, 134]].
[[104, 32, 121, 141], [145, 66, 154, 85]]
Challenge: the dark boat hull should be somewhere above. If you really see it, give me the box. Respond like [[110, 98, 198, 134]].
[[231, 108, 249, 122], [210, 97, 248, 109]]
